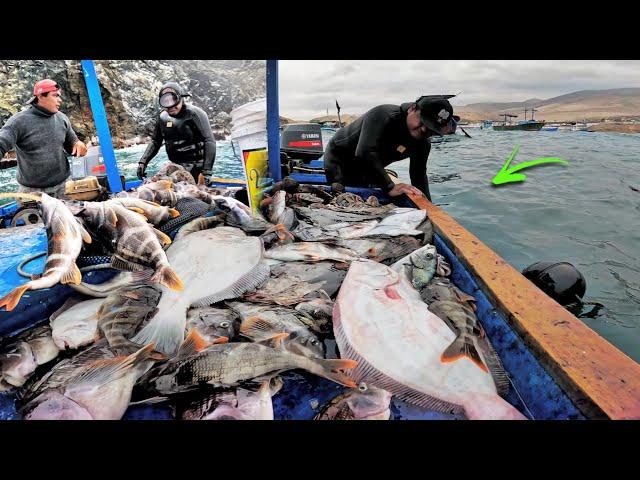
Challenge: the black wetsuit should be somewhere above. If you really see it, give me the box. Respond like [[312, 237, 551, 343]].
[[323, 103, 432, 200], [138, 103, 216, 179]]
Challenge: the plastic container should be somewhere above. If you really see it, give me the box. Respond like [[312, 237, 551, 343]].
[[70, 146, 107, 180], [230, 98, 268, 153]]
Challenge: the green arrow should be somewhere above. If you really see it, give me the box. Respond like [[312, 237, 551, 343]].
[[492, 145, 569, 186]]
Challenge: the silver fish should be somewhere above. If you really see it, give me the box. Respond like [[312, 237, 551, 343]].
[[23, 342, 164, 420], [227, 301, 324, 359], [141, 336, 357, 395], [265, 242, 358, 263]]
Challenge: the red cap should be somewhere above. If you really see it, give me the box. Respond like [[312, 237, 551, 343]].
[[27, 79, 60, 104]]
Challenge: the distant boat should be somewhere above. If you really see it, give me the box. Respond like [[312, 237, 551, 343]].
[[493, 106, 545, 131], [542, 125, 559, 131], [572, 122, 588, 131]]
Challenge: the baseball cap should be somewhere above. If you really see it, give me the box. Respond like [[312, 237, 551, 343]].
[[416, 95, 455, 135], [26, 79, 60, 104]]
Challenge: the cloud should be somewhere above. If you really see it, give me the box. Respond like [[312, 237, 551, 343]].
[[278, 60, 640, 119]]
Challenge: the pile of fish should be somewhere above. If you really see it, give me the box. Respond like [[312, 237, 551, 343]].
[[0, 165, 526, 420]]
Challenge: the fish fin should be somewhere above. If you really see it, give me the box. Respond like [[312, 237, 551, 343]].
[[77, 221, 92, 244], [239, 316, 278, 340], [128, 396, 170, 406], [168, 208, 180, 218], [478, 336, 510, 397], [108, 207, 118, 227], [60, 263, 82, 285], [440, 336, 489, 373], [190, 261, 270, 307], [177, 330, 214, 358], [0, 284, 30, 311], [151, 265, 184, 292], [131, 314, 184, 356], [153, 228, 172, 246], [313, 358, 359, 388], [197, 173, 206, 186], [111, 255, 146, 272], [125, 207, 146, 215], [257, 332, 290, 349], [153, 180, 173, 190], [67, 343, 157, 390]]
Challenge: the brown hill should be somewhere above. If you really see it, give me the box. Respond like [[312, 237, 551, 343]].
[[454, 88, 640, 123]]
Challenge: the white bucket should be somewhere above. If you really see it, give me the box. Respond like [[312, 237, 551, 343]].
[[230, 98, 268, 153]]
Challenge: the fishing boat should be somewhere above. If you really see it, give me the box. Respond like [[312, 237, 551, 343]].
[[1, 61, 639, 420], [493, 107, 545, 131]]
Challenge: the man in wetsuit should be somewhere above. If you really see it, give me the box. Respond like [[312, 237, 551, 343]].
[[137, 81, 216, 183], [323, 95, 456, 201], [0, 79, 88, 199]]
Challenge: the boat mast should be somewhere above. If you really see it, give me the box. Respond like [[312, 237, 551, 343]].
[[266, 60, 282, 183], [80, 60, 123, 193]]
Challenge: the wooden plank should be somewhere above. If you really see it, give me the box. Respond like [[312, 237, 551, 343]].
[[406, 191, 640, 419]]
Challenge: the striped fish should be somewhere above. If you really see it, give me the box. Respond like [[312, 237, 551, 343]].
[[110, 198, 179, 225], [105, 202, 183, 292], [0, 192, 92, 311], [97, 285, 162, 355]]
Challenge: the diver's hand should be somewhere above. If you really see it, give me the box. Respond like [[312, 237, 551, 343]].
[[72, 141, 88, 157], [137, 162, 147, 180], [201, 170, 212, 185], [387, 183, 423, 197]]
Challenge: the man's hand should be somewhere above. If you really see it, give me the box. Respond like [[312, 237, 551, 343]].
[[387, 182, 423, 197], [72, 141, 88, 157], [137, 162, 146, 180], [201, 170, 212, 185]]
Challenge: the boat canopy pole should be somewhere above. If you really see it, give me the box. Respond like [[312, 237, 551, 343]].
[[80, 60, 122, 193], [266, 60, 282, 183]]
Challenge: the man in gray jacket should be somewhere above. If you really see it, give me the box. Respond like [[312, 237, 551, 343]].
[[0, 79, 88, 199]]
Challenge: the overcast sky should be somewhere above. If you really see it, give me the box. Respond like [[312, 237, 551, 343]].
[[278, 60, 640, 120]]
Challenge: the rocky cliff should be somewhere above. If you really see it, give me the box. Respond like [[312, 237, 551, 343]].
[[0, 60, 266, 148]]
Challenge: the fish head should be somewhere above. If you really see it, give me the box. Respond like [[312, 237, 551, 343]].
[[195, 311, 241, 342], [286, 331, 325, 359], [1, 342, 37, 387], [345, 386, 393, 420], [409, 244, 437, 289]]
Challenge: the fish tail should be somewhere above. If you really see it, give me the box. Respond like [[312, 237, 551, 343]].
[[151, 265, 184, 292], [0, 284, 30, 311], [460, 392, 527, 420], [440, 335, 489, 373], [168, 208, 180, 218], [131, 313, 185, 356], [308, 358, 359, 388]]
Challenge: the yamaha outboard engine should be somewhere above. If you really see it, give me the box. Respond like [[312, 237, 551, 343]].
[[280, 123, 324, 163]]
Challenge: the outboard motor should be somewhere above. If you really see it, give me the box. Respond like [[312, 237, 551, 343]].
[[522, 261, 586, 306], [280, 123, 324, 163]]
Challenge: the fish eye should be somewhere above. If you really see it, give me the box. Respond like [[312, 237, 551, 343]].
[[310, 339, 319, 346], [219, 322, 230, 328], [425, 253, 433, 259], [358, 382, 368, 392]]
